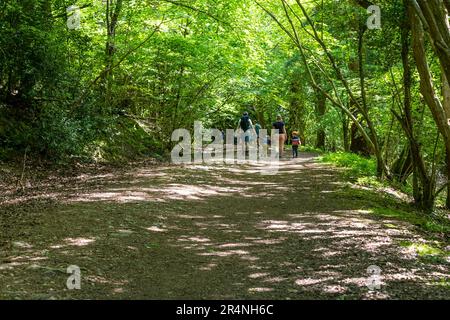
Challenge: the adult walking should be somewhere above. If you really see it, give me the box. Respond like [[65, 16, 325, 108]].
[[236, 112, 256, 153], [272, 115, 287, 156], [254, 121, 262, 147]]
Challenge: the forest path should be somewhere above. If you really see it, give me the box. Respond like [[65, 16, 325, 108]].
[[0, 152, 449, 299]]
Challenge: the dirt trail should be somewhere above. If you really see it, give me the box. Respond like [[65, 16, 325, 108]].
[[0, 153, 449, 299]]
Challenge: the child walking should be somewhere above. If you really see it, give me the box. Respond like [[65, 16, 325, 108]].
[[291, 131, 301, 158]]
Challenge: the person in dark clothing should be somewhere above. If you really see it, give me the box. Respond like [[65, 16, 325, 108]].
[[236, 112, 256, 152], [238, 112, 253, 133]]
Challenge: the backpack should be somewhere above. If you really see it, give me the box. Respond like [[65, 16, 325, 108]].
[[254, 123, 261, 135], [240, 116, 250, 131], [292, 136, 301, 146]]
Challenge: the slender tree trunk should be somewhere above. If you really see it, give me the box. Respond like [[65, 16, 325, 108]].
[[315, 90, 326, 149], [299, 0, 386, 177], [405, 1, 440, 211], [289, 77, 307, 144], [342, 110, 350, 152], [104, 0, 123, 107], [410, 2, 450, 208], [443, 73, 450, 208], [259, 0, 391, 176], [411, 0, 450, 84], [358, 24, 369, 117]]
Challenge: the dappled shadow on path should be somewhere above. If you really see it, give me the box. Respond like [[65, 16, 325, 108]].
[[1, 152, 449, 299]]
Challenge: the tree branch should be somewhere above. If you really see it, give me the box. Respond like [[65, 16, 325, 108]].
[[160, 0, 231, 26], [351, 0, 374, 9]]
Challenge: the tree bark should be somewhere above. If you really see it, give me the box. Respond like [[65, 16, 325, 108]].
[[315, 90, 326, 149], [410, 0, 450, 85], [401, 11, 434, 209], [104, 0, 123, 106]]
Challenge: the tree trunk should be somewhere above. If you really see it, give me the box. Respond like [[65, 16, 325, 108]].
[[411, 0, 450, 85], [289, 77, 307, 145], [349, 98, 371, 156], [409, 1, 450, 210], [442, 73, 450, 208], [406, 1, 441, 211], [391, 145, 413, 184], [104, 0, 123, 107], [315, 90, 326, 149], [342, 110, 350, 152], [286, 0, 390, 178]]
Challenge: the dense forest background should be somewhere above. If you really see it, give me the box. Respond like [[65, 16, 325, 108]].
[[1, 0, 450, 213]]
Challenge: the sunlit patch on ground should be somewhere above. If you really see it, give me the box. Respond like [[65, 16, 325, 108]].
[[1, 153, 449, 299]]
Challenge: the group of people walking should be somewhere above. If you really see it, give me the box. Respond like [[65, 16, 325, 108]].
[[236, 112, 301, 158]]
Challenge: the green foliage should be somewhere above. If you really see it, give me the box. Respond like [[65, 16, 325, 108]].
[[372, 207, 450, 235], [86, 117, 164, 163], [37, 103, 88, 159], [300, 146, 325, 154], [398, 241, 447, 256], [320, 152, 377, 178], [0, 0, 449, 217], [399, 241, 449, 264], [356, 176, 385, 188]]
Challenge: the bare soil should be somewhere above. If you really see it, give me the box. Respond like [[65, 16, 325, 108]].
[[0, 153, 449, 299]]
